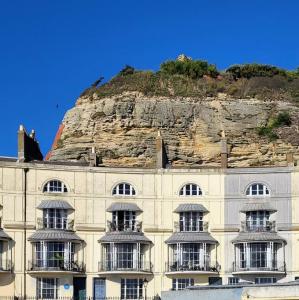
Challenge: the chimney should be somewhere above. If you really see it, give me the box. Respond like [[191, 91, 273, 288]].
[[286, 152, 294, 167], [17, 124, 43, 162], [156, 131, 168, 169], [89, 147, 100, 167], [220, 131, 228, 168]]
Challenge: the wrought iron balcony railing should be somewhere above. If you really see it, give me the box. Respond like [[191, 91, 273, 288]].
[[166, 260, 220, 273], [231, 260, 285, 273], [28, 260, 85, 272], [98, 260, 152, 272], [241, 221, 276, 232], [174, 221, 209, 232], [0, 259, 13, 272], [107, 220, 142, 232], [37, 217, 74, 231]]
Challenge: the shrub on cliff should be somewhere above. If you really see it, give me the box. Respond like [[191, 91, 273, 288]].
[[160, 59, 219, 79], [226, 64, 287, 79]]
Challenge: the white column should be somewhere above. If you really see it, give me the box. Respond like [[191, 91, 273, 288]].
[[200, 243, 205, 269], [267, 242, 273, 269], [245, 243, 250, 268]]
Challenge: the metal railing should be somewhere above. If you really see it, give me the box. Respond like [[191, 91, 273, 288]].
[[166, 260, 219, 272], [241, 221, 276, 232], [0, 297, 161, 300], [99, 260, 152, 272], [174, 221, 209, 232], [231, 260, 286, 272], [107, 220, 142, 233], [28, 260, 85, 272], [0, 259, 13, 272], [37, 218, 74, 231]]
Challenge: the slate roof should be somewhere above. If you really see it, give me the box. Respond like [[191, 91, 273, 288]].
[[240, 202, 276, 212], [28, 230, 82, 242], [174, 204, 208, 213], [232, 231, 286, 244], [99, 232, 151, 244], [165, 232, 217, 244], [107, 202, 142, 212], [0, 229, 12, 240], [37, 200, 74, 210]]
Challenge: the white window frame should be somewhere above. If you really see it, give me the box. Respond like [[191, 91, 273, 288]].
[[246, 183, 270, 197], [112, 183, 136, 196], [172, 278, 194, 290], [121, 278, 143, 299], [179, 184, 202, 196], [255, 277, 277, 284], [179, 212, 203, 232], [228, 277, 239, 285], [43, 208, 68, 229], [43, 180, 68, 193], [37, 278, 58, 299]]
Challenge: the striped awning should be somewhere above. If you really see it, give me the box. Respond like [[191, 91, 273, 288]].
[[107, 202, 142, 212], [28, 230, 82, 242], [232, 232, 286, 244], [240, 202, 276, 213], [0, 229, 11, 240], [165, 232, 217, 244], [37, 200, 74, 210], [99, 232, 151, 244], [174, 204, 208, 213]]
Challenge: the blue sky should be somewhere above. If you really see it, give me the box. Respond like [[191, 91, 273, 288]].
[[1, 0, 299, 157]]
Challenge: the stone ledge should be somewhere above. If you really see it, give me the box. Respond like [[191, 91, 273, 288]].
[[75, 225, 105, 232]]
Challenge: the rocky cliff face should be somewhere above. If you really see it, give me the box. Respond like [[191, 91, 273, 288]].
[[48, 89, 299, 168]]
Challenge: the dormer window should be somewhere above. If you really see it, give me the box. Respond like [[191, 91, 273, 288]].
[[112, 183, 136, 196], [246, 183, 269, 196], [43, 180, 68, 193], [179, 212, 203, 232], [179, 184, 202, 196]]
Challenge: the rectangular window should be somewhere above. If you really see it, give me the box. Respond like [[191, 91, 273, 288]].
[[255, 277, 277, 284], [209, 277, 222, 285], [112, 211, 136, 231], [246, 211, 270, 231], [37, 278, 58, 299], [179, 212, 203, 232], [121, 279, 143, 299], [172, 278, 194, 290], [250, 243, 267, 268], [94, 278, 106, 299], [43, 208, 68, 229], [228, 277, 239, 285]]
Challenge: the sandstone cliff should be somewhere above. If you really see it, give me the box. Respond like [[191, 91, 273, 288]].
[[47, 80, 299, 168]]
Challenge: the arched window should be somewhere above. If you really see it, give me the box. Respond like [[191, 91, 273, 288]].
[[246, 183, 270, 196], [179, 184, 202, 196], [43, 180, 68, 193], [112, 183, 136, 196]]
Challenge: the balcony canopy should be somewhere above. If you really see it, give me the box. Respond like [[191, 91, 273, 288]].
[[165, 232, 217, 244], [37, 200, 74, 210], [240, 202, 277, 213], [28, 230, 82, 242], [99, 232, 151, 244], [232, 232, 286, 244], [106, 202, 142, 212], [0, 229, 12, 240], [174, 204, 208, 213]]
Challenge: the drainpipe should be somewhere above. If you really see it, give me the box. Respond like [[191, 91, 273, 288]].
[[23, 168, 29, 299]]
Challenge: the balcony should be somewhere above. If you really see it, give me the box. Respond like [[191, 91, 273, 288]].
[[107, 220, 142, 233], [98, 260, 152, 274], [165, 260, 219, 275], [0, 259, 13, 273], [37, 217, 74, 231], [241, 221, 276, 233], [231, 261, 286, 275], [28, 260, 85, 274], [174, 221, 209, 232]]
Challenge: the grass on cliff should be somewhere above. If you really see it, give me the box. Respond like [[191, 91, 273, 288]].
[[80, 59, 299, 101]]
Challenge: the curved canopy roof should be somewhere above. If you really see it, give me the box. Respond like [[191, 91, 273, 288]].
[[106, 202, 142, 212], [240, 202, 276, 213], [0, 229, 12, 240], [174, 204, 208, 213], [37, 200, 74, 210], [99, 232, 151, 244], [165, 232, 217, 244], [28, 230, 82, 242], [232, 232, 286, 244]]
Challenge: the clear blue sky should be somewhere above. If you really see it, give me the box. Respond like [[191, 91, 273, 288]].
[[1, 0, 299, 157]]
